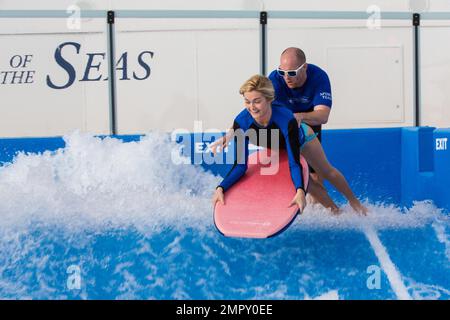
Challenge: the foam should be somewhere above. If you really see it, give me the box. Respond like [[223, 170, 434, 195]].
[[432, 220, 450, 261], [0, 131, 219, 233], [293, 201, 445, 231], [0, 131, 445, 235], [405, 277, 450, 300]]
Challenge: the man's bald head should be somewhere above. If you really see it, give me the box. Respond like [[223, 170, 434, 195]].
[[279, 47, 308, 89], [281, 47, 306, 66]]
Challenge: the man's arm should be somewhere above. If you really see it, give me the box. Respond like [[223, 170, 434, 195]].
[[295, 71, 332, 126], [294, 105, 331, 126]]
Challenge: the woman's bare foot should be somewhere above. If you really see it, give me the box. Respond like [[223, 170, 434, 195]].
[[349, 200, 368, 215], [306, 194, 318, 204], [330, 207, 342, 215]]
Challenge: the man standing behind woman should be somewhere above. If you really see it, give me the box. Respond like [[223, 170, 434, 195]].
[[269, 47, 332, 204], [212, 47, 367, 214]]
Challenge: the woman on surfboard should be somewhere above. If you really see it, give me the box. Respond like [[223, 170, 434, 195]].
[[212, 75, 367, 215]]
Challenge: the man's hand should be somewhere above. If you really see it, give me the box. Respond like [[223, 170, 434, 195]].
[[212, 187, 225, 207], [289, 188, 307, 213], [299, 106, 331, 126]]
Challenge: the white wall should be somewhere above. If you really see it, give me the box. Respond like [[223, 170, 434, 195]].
[[0, 1, 449, 137], [114, 18, 259, 133], [0, 20, 110, 137], [420, 26, 450, 127], [267, 18, 414, 129]]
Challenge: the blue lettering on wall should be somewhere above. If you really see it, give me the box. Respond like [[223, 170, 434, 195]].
[[0, 54, 36, 85], [116, 52, 130, 81], [134, 51, 154, 80], [46, 42, 80, 89], [81, 53, 106, 82], [46, 42, 154, 89]]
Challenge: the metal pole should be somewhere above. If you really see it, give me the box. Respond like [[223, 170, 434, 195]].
[[107, 10, 117, 135], [260, 11, 267, 75], [413, 13, 420, 127]]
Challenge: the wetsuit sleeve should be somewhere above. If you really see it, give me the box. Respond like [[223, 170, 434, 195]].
[[285, 118, 305, 192], [217, 121, 249, 192], [312, 73, 332, 108]]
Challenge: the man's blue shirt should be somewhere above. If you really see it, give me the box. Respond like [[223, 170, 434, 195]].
[[269, 63, 332, 113]]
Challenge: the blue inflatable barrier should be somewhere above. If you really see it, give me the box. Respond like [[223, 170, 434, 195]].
[[401, 127, 435, 207], [321, 127, 402, 205], [434, 128, 450, 212], [400, 127, 450, 212]]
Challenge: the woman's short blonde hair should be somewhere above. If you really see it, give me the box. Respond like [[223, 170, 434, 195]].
[[239, 74, 275, 102]]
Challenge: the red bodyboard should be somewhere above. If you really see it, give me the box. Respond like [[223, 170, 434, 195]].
[[214, 149, 309, 238]]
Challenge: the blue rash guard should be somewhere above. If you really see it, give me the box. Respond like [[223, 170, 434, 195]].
[[268, 63, 332, 141], [218, 106, 306, 193]]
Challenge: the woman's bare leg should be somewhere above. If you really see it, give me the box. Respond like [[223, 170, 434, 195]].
[[301, 127, 368, 215], [308, 172, 323, 204], [307, 177, 340, 214]]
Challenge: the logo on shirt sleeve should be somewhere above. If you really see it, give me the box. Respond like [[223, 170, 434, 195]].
[[320, 92, 332, 101]]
